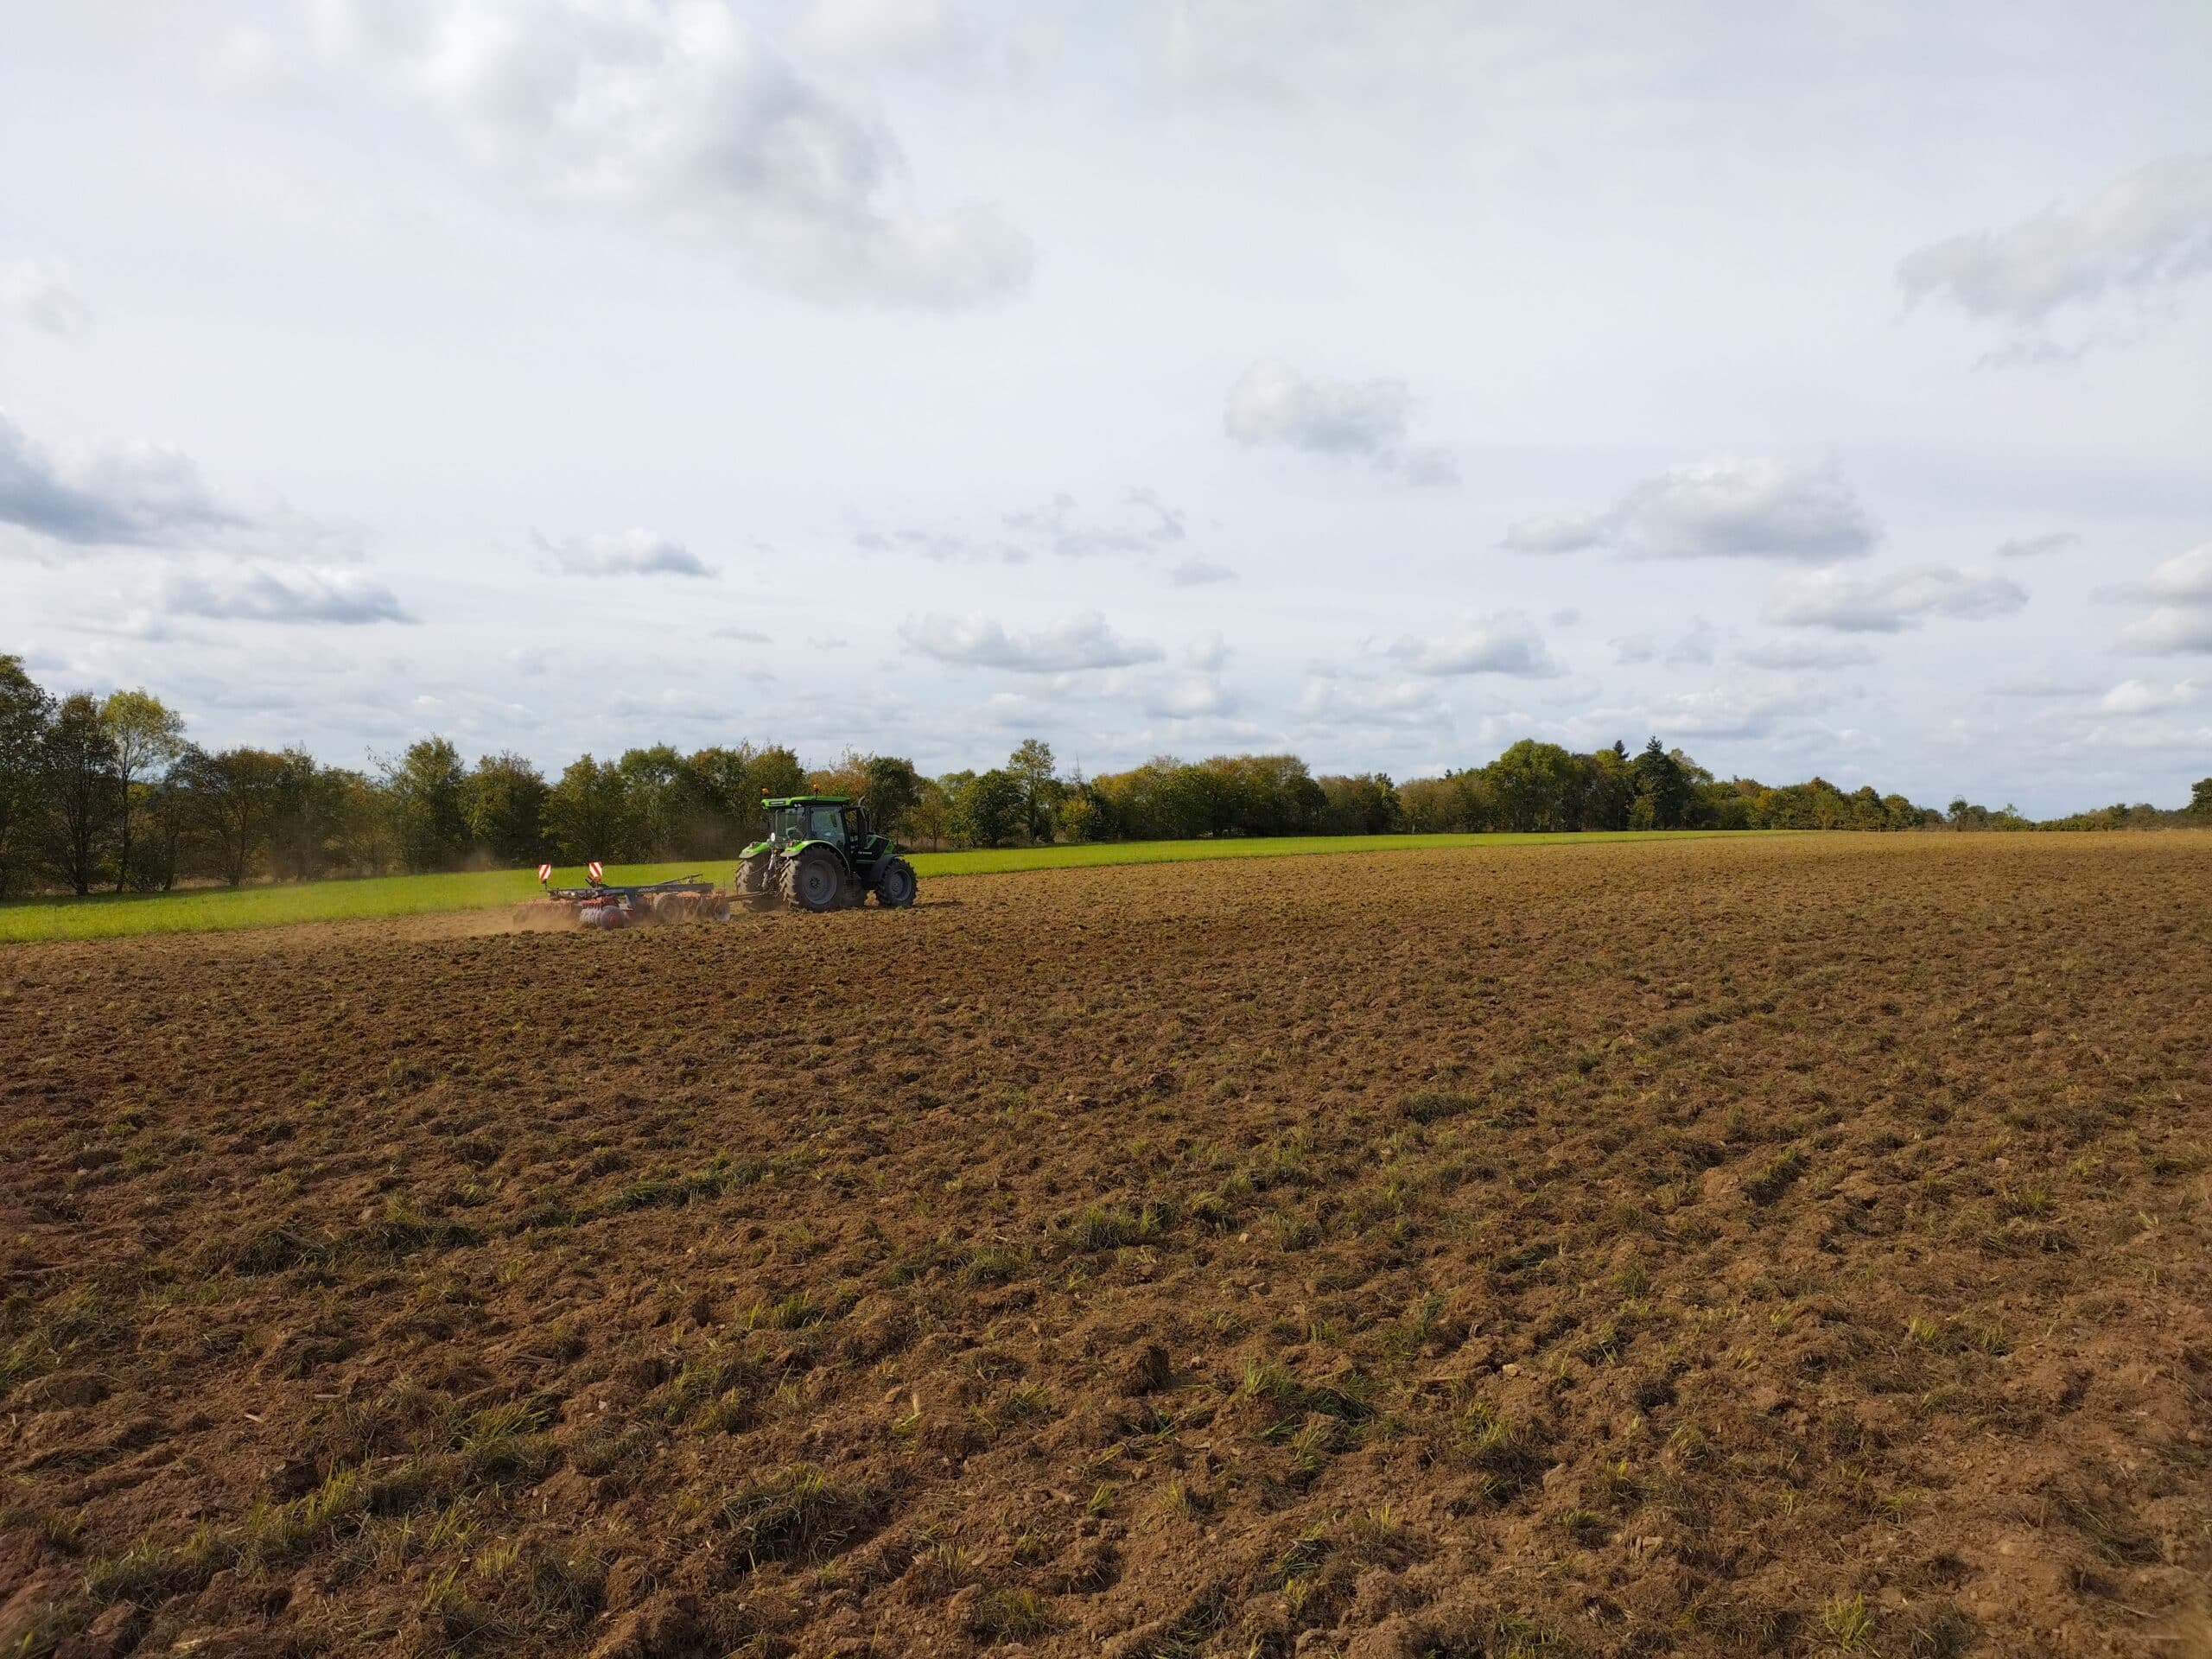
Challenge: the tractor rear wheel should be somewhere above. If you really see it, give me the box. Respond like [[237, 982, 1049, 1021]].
[[783, 849, 843, 912], [873, 857, 918, 908]]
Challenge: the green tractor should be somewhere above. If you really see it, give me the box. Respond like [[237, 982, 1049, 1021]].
[[735, 796, 918, 912]]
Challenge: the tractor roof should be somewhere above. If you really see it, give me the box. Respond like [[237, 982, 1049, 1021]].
[[763, 795, 851, 807]]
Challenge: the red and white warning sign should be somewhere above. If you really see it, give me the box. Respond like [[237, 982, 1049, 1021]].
[[588, 861, 604, 882], [537, 863, 552, 882]]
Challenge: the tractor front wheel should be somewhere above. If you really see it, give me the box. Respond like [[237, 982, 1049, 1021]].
[[873, 857, 918, 908], [783, 849, 844, 913]]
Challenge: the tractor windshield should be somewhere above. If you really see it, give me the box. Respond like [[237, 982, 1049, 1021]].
[[807, 804, 846, 845], [768, 805, 806, 843]]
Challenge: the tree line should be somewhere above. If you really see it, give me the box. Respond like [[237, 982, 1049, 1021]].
[[3, 656, 2205, 898]]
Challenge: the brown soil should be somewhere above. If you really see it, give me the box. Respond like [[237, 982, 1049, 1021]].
[[3, 835, 2209, 1659]]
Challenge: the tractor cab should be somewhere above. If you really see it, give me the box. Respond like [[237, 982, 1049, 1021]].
[[767, 798, 861, 849]]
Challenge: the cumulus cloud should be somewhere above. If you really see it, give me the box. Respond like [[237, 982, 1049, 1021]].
[[2140, 543, 2212, 603], [0, 259, 91, 338], [1996, 531, 2079, 559], [1292, 674, 1449, 729], [2118, 608, 2212, 655], [1387, 611, 1563, 677], [1899, 154, 2212, 332], [0, 410, 246, 548], [1642, 685, 1833, 742], [1185, 631, 1230, 672], [163, 565, 412, 625], [1503, 456, 1878, 563], [1764, 566, 2027, 633], [537, 527, 715, 577], [899, 612, 1163, 672], [1223, 360, 1456, 485], [2113, 544, 2212, 655], [1147, 675, 1238, 720], [2096, 678, 2199, 716], [318, 0, 1032, 309]]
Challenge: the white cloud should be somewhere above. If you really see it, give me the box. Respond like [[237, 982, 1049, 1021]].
[[1185, 631, 1230, 672], [2113, 545, 2212, 654], [1667, 615, 1717, 666], [1503, 456, 1878, 563], [1292, 674, 1449, 730], [899, 611, 1163, 672], [1611, 634, 1653, 665], [1764, 565, 2027, 632], [1646, 685, 1833, 742], [1003, 489, 1185, 556], [1388, 611, 1563, 677], [0, 259, 91, 338], [2096, 678, 2199, 716], [1500, 512, 1608, 554], [2119, 607, 2212, 655], [537, 527, 715, 577], [1169, 556, 1236, 587], [318, 0, 1032, 309], [863, 490, 1188, 566], [1147, 675, 1238, 719], [163, 565, 412, 625], [2142, 543, 2212, 603], [1223, 360, 1455, 485], [790, 0, 959, 64], [0, 410, 245, 547], [1995, 531, 2079, 559], [1899, 154, 2212, 330]]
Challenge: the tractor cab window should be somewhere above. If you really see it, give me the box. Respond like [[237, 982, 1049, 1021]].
[[808, 805, 845, 845], [842, 807, 863, 846], [769, 806, 804, 842]]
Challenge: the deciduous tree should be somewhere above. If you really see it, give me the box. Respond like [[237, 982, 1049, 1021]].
[[43, 693, 121, 895], [0, 655, 54, 899], [100, 689, 186, 891]]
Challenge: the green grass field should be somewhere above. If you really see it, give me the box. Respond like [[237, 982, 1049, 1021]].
[[0, 830, 1749, 943]]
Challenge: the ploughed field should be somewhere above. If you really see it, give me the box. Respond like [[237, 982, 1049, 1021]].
[[3, 835, 2209, 1659]]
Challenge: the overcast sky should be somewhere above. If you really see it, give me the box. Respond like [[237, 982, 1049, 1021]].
[[4, 1, 2209, 813]]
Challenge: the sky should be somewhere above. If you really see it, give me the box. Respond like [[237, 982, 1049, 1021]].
[[3, 1, 2209, 815]]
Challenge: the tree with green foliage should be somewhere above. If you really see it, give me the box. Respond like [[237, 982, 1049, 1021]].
[[197, 747, 289, 887], [384, 736, 470, 871], [614, 745, 705, 860], [1318, 772, 1403, 835], [463, 753, 549, 867], [1632, 737, 1693, 830], [100, 688, 187, 892], [43, 693, 121, 894], [1482, 741, 1581, 832], [0, 655, 54, 899], [907, 774, 955, 849], [1007, 739, 1063, 842], [956, 768, 1025, 848], [860, 754, 923, 839], [2190, 778, 2212, 821], [543, 755, 626, 862]]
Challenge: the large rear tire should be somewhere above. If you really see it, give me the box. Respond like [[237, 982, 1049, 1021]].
[[783, 849, 843, 913], [736, 855, 779, 910], [873, 857, 918, 908]]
